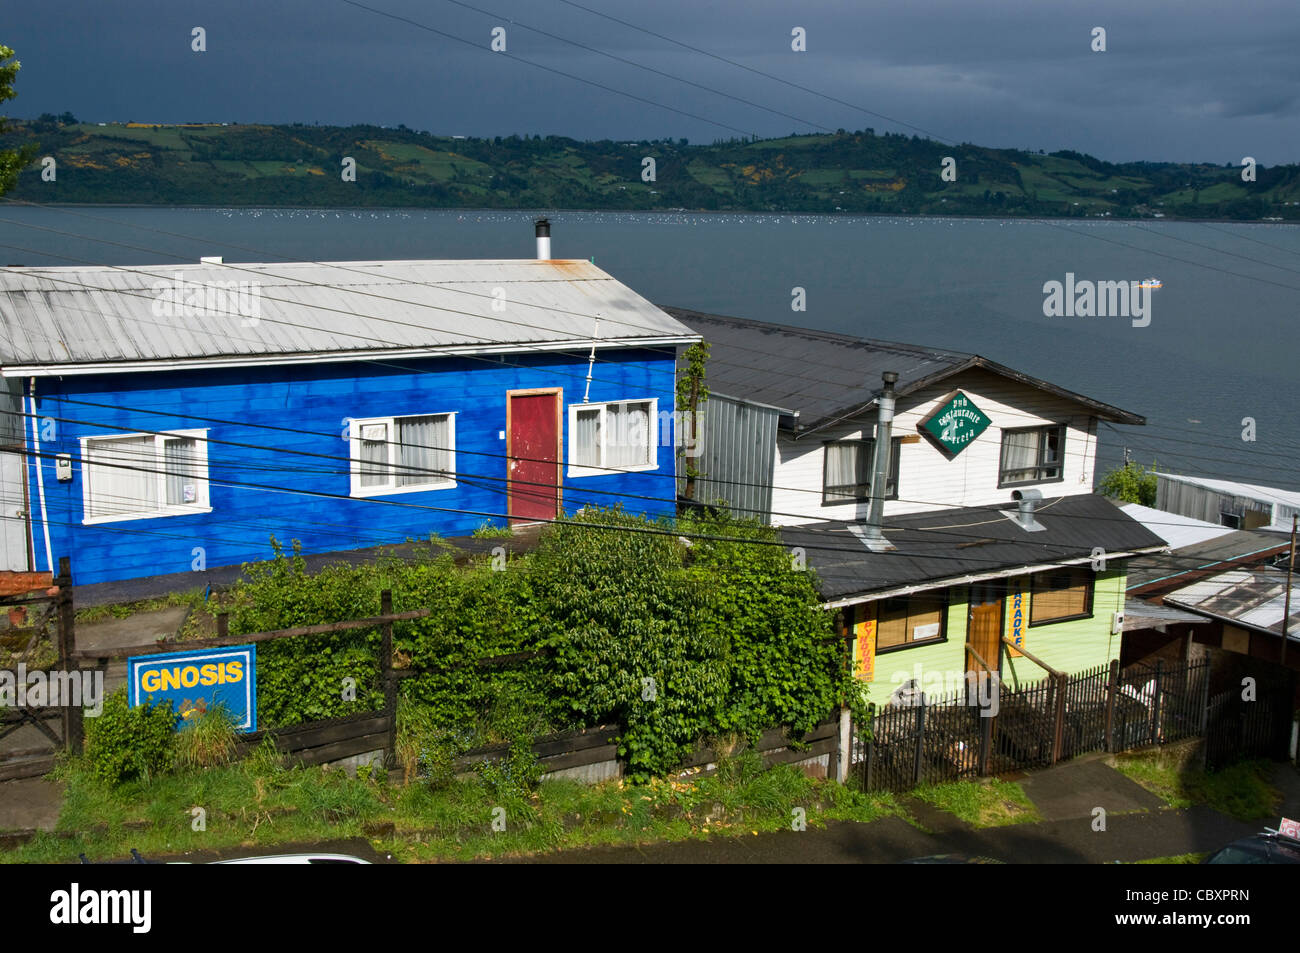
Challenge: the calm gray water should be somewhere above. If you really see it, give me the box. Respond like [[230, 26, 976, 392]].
[[2, 206, 1298, 491]]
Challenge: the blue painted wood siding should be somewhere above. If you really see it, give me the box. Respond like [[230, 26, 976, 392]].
[[26, 349, 678, 585]]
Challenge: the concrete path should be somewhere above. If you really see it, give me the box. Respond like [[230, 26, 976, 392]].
[[1016, 754, 1166, 821], [0, 777, 63, 833], [74, 606, 192, 694]]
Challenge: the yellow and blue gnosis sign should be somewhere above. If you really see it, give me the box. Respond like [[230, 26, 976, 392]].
[[127, 645, 257, 732]]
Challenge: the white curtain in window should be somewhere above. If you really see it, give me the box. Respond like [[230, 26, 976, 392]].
[[1001, 431, 1039, 481], [825, 442, 869, 501], [574, 407, 601, 467], [164, 437, 199, 505], [607, 402, 650, 467], [397, 415, 450, 486], [359, 422, 388, 488], [88, 436, 157, 517]]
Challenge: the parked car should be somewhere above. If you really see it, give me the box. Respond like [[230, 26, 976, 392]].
[[1204, 830, 1300, 864], [211, 854, 372, 864], [898, 854, 1005, 864]]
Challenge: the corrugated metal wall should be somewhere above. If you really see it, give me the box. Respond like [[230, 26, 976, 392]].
[[1156, 475, 1271, 527], [682, 394, 777, 522]]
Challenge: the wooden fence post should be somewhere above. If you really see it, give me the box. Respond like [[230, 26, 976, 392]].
[[912, 700, 926, 786], [1104, 658, 1119, 753], [979, 693, 993, 778], [381, 590, 396, 769], [1048, 673, 1064, 764], [1197, 658, 1211, 737], [863, 703, 876, 792], [55, 556, 83, 755], [217, 612, 229, 640], [1159, 657, 1170, 748]]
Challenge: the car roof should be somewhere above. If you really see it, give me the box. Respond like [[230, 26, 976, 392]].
[[211, 853, 371, 864]]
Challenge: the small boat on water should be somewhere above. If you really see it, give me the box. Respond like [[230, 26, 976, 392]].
[[1138, 277, 1163, 289]]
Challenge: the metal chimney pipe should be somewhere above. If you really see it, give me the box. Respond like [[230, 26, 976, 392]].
[[1010, 488, 1044, 531], [861, 371, 898, 551], [535, 218, 551, 260]]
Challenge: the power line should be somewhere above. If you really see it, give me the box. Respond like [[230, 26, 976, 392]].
[[338, 0, 758, 139], [549, 0, 955, 142]]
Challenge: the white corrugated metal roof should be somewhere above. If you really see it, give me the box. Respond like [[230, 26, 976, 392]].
[[1119, 502, 1236, 549], [1156, 473, 1300, 512], [0, 259, 698, 374], [1164, 567, 1300, 638]]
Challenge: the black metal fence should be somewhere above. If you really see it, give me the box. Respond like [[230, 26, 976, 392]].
[[851, 657, 1246, 793], [1204, 672, 1296, 771]]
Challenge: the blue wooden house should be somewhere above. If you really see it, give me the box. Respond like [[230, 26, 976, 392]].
[[0, 249, 697, 587]]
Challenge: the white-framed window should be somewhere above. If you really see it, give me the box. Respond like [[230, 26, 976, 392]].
[[567, 398, 658, 477], [349, 413, 456, 497], [81, 429, 211, 524]]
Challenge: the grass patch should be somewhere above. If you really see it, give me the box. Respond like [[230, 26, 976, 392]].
[[3, 751, 901, 863], [1134, 852, 1208, 864], [911, 779, 1042, 828], [471, 522, 513, 540], [1111, 751, 1280, 821]]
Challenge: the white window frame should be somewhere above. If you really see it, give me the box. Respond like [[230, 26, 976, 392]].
[[349, 412, 457, 498], [567, 398, 659, 478], [80, 429, 211, 525]]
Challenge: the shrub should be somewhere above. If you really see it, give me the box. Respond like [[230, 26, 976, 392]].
[[231, 509, 855, 782], [1098, 459, 1158, 505], [84, 689, 177, 785], [174, 703, 238, 770]]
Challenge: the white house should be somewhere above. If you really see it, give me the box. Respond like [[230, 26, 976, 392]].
[[666, 308, 1143, 523]]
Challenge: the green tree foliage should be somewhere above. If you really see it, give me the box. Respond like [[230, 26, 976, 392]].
[[0, 45, 37, 197], [1098, 460, 1158, 506], [227, 509, 857, 781]]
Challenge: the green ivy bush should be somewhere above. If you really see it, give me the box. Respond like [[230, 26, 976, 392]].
[[84, 688, 178, 785], [229, 509, 860, 782]]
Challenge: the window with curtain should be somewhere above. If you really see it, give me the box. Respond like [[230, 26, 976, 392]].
[[822, 438, 900, 504], [874, 592, 947, 650], [998, 425, 1065, 486], [350, 413, 455, 496], [1029, 566, 1093, 624], [568, 399, 657, 476], [82, 431, 209, 522]]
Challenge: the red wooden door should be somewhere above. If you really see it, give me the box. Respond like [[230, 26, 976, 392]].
[[508, 390, 561, 522]]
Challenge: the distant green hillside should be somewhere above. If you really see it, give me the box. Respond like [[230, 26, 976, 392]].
[[4, 118, 1298, 220]]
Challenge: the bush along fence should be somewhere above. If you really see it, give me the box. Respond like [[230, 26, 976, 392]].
[[63, 509, 860, 785], [72, 589, 845, 784], [851, 655, 1296, 792]]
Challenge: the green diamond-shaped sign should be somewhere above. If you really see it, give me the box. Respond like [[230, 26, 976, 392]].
[[920, 392, 990, 455]]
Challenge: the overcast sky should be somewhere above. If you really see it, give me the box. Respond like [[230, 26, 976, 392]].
[[5, 0, 1298, 164]]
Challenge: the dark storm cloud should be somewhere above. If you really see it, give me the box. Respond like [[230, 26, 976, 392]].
[[3, 0, 1297, 162]]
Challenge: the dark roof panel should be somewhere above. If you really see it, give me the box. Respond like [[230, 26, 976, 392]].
[[663, 307, 1144, 432], [780, 493, 1167, 603]]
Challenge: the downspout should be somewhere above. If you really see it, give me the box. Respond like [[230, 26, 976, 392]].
[[28, 377, 52, 573]]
